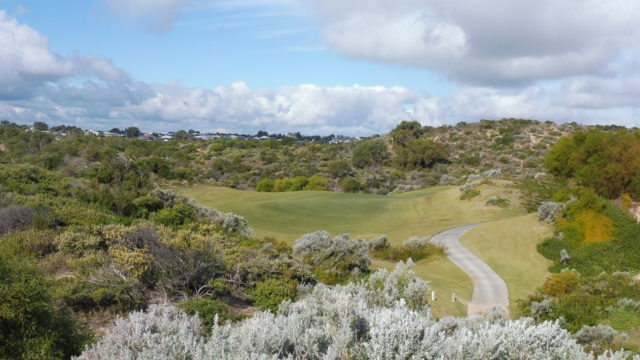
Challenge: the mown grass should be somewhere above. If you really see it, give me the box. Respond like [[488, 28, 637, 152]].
[[177, 183, 524, 245], [459, 213, 553, 315]]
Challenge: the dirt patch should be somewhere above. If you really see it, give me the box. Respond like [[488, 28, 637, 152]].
[[0, 142, 5, 152]]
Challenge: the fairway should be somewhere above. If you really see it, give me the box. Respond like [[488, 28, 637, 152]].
[[178, 183, 524, 245], [178, 183, 530, 317]]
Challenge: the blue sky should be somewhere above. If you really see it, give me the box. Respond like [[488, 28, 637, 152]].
[[1, 0, 639, 135]]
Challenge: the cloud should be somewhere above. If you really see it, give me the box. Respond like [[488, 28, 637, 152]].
[[0, 10, 73, 99], [302, 0, 640, 86], [2, 7, 640, 135], [103, 0, 193, 32]]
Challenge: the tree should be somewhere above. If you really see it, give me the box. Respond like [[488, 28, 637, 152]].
[[395, 138, 449, 169], [32, 121, 49, 131], [125, 126, 141, 138], [352, 139, 389, 168], [390, 121, 423, 146], [174, 130, 193, 140]]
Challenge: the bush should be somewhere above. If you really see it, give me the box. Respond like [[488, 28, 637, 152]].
[[340, 177, 362, 193], [256, 178, 275, 192], [251, 278, 297, 312], [179, 298, 235, 329], [352, 139, 389, 168], [0, 205, 35, 235], [76, 262, 629, 360], [57, 231, 105, 257], [0, 253, 91, 360], [151, 203, 196, 228], [538, 201, 564, 224], [304, 175, 329, 191], [368, 235, 389, 250]]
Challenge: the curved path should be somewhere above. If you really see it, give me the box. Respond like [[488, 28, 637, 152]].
[[430, 224, 509, 316]]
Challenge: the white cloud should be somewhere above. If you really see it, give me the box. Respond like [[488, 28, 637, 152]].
[[0, 10, 73, 99], [103, 0, 193, 32], [302, 0, 640, 85], [2, 6, 640, 135]]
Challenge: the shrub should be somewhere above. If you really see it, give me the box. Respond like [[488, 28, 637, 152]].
[[304, 175, 329, 191], [251, 278, 297, 312], [0, 253, 91, 360], [57, 231, 105, 257], [352, 139, 389, 168], [368, 235, 390, 250], [293, 231, 370, 284], [256, 178, 275, 192], [538, 201, 564, 224], [76, 262, 630, 360], [340, 177, 362, 193], [0, 205, 35, 235], [151, 203, 196, 228], [402, 236, 431, 248], [179, 298, 235, 329]]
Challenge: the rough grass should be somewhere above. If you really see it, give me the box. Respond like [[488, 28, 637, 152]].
[[177, 184, 524, 245], [460, 213, 553, 315]]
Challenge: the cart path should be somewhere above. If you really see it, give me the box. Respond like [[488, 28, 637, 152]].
[[430, 224, 509, 316]]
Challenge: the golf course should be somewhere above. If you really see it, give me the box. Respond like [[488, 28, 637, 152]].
[[178, 181, 552, 317]]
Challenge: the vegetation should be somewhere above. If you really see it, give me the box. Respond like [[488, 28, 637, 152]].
[[75, 262, 632, 360]]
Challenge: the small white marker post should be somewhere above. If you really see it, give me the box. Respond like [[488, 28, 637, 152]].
[[451, 292, 457, 302], [431, 291, 436, 301]]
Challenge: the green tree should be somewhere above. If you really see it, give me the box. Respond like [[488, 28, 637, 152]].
[[352, 139, 389, 168], [174, 130, 193, 140], [390, 121, 423, 146], [125, 126, 141, 138], [32, 121, 49, 131], [395, 138, 449, 169]]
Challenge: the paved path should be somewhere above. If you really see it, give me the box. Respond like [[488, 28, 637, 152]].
[[430, 224, 509, 316]]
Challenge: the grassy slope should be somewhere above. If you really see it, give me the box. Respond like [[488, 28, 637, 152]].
[[178, 182, 523, 245], [179, 182, 524, 317], [459, 213, 553, 314]]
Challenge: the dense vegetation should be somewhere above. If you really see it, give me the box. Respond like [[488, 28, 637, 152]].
[[518, 128, 640, 351], [3, 120, 637, 358]]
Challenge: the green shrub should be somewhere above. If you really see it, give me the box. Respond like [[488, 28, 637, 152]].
[[179, 298, 238, 329], [256, 178, 275, 192], [151, 203, 195, 228], [251, 278, 297, 312], [0, 253, 92, 359], [340, 177, 362, 193], [304, 175, 329, 191]]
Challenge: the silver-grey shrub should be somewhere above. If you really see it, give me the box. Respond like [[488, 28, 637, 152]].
[[402, 236, 431, 248], [0, 205, 35, 235], [538, 201, 565, 224], [368, 235, 389, 250], [292, 231, 370, 271], [482, 169, 502, 178], [76, 261, 636, 360]]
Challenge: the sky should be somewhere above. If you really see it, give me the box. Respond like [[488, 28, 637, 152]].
[[1, 0, 640, 136]]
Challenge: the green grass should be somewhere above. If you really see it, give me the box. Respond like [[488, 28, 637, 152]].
[[178, 183, 524, 245], [459, 213, 553, 315]]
